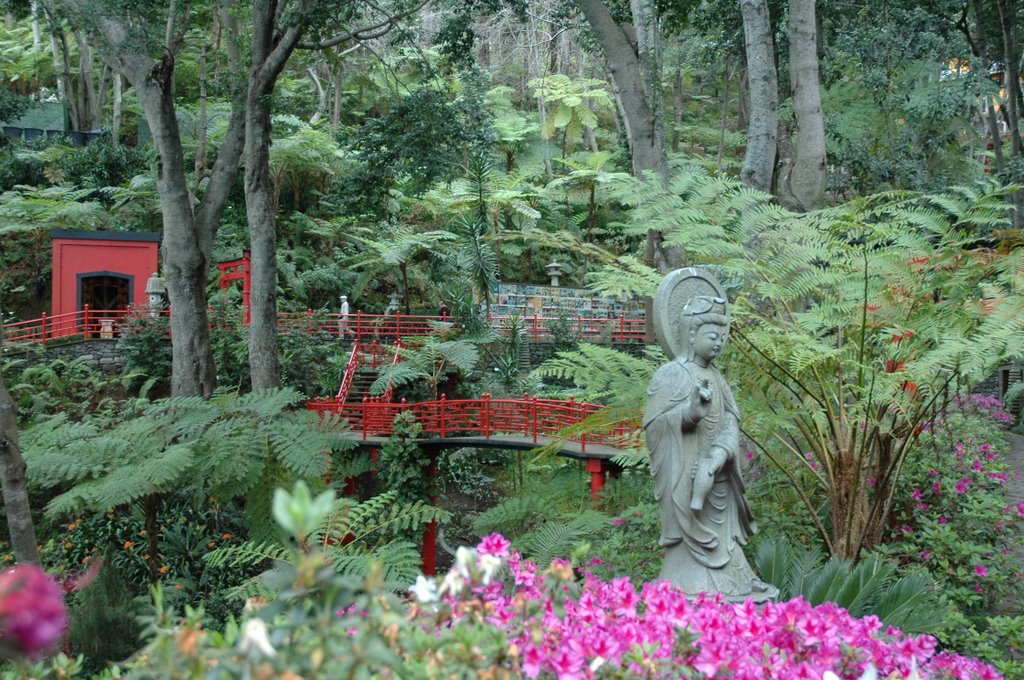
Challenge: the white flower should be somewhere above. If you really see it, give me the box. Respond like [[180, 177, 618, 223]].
[[825, 667, 877, 680], [455, 546, 476, 578], [478, 553, 502, 585], [440, 568, 466, 597], [238, 618, 276, 658], [410, 575, 439, 604], [589, 657, 606, 672]]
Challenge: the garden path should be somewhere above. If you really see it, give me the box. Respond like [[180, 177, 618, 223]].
[[999, 432, 1024, 615]]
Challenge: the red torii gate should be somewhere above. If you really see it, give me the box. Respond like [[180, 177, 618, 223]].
[[217, 251, 251, 324]]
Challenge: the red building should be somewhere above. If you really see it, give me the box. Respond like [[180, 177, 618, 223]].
[[50, 230, 160, 334]]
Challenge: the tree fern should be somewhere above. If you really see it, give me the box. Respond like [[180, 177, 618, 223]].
[[471, 495, 552, 539], [22, 388, 352, 567], [516, 510, 611, 567], [529, 343, 655, 406]]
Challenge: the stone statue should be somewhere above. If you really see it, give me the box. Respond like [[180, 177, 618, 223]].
[[644, 267, 777, 602]]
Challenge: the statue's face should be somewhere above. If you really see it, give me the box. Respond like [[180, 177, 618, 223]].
[[693, 323, 727, 363]]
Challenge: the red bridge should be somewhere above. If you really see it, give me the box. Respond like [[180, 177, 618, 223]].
[[307, 392, 640, 485], [307, 390, 643, 577]]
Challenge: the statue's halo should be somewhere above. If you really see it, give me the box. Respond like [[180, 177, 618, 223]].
[[653, 267, 729, 360]]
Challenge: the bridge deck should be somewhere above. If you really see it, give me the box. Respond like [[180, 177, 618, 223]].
[[349, 434, 625, 460]]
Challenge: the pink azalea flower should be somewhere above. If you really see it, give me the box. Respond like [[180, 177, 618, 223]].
[[477, 533, 513, 558], [975, 564, 989, 578], [954, 477, 970, 494], [0, 564, 68, 657]]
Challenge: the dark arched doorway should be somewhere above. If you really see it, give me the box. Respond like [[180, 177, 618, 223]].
[[78, 273, 131, 312]]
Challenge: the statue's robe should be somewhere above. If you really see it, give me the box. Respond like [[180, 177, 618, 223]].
[[644, 357, 774, 600]]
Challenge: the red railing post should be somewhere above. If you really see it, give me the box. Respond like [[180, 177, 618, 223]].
[[531, 394, 538, 443], [587, 459, 606, 501], [40, 312, 47, 346], [356, 310, 362, 340], [619, 310, 626, 343], [362, 397, 368, 440], [306, 307, 313, 333], [439, 394, 447, 438], [421, 452, 439, 576], [395, 310, 401, 338], [482, 393, 491, 438], [83, 304, 90, 338]]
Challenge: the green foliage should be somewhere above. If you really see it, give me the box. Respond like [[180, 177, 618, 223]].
[[585, 501, 662, 584], [42, 493, 263, 630], [470, 493, 610, 566], [372, 329, 484, 400], [118, 313, 172, 392], [348, 83, 490, 208], [531, 343, 653, 404], [10, 357, 128, 422], [598, 170, 1024, 559], [378, 410, 432, 504], [753, 539, 945, 634], [23, 388, 352, 544], [67, 561, 142, 675], [207, 488, 448, 596], [877, 403, 1023, 613], [529, 75, 613, 153]]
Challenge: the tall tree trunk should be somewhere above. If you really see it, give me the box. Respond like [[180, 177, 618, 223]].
[[245, 0, 314, 389], [138, 63, 221, 397], [111, 72, 123, 144], [996, 0, 1023, 227], [195, 39, 210, 177], [716, 61, 732, 173], [997, 0, 1023, 156], [74, 30, 101, 129], [671, 67, 683, 153], [739, 0, 778, 192], [973, 0, 1004, 174], [0, 313, 41, 565], [783, 0, 825, 210], [80, 0, 247, 397], [53, 29, 80, 129]]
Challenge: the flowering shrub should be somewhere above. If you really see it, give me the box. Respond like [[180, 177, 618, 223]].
[[410, 535, 1000, 679], [0, 563, 67, 660], [18, 482, 1000, 679], [882, 399, 1023, 612], [878, 396, 1024, 678]]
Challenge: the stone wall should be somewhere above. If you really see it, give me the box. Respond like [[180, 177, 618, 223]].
[[5, 339, 126, 375]]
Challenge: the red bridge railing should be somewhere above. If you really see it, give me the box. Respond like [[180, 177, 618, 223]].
[[307, 393, 642, 454], [1, 306, 132, 346], [4, 308, 646, 347]]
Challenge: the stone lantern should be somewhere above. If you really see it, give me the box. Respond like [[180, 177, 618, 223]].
[[385, 292, 400, 314], [546, 261, 564, 287], [144, 271, 167, 316]]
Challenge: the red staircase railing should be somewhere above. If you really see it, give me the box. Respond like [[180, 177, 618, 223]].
[[307, 393, 642, 454], [335, 340, 402, 403]]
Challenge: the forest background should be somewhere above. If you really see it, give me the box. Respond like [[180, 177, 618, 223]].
[[2, 0, 1024, 677]]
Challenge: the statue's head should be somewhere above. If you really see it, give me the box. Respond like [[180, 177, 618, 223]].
[[682, 296, 729, 363]]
